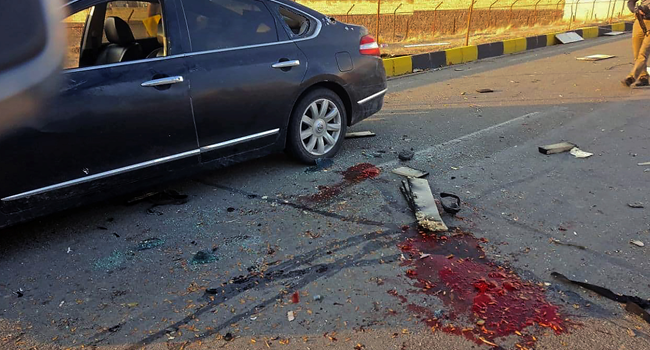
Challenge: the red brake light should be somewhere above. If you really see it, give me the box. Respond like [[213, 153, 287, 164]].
[[360, 35, 380, 56]]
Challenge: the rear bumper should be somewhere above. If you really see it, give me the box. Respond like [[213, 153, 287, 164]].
[[349, 83, 386, 125]]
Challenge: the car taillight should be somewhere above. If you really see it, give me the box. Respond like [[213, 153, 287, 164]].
[[360, 35, 380, 56]]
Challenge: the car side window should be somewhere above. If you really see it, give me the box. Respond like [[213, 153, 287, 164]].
[[182, 0, 279, 52], [102, 2, 162, 43], [63, 0, 166, 70], [279, 7, 310, 37]]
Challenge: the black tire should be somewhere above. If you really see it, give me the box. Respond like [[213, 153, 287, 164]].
[[286, 88, 348, 164]]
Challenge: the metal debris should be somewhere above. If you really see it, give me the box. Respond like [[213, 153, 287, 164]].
[[550, 238, 586, 250], [638, 161, 650, 166], [631, 240, 645, 247], [345, 131, 376, 138], [476, 88, 494, 93], [538, 142, 576, 155], [400, 178, 448, 232], [569, 147, 593, 158], [628, 202, 645, 208], [392, 166, 428, 178], [555, 32, 584, 44], [604, 31, 625, 36], [576, 54, 615, 61]]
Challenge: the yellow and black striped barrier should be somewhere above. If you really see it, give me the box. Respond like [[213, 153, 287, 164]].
[[382, 21, 632, 77]]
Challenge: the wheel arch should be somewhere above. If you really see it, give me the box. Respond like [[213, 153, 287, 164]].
[[288, 81, 353, 129]]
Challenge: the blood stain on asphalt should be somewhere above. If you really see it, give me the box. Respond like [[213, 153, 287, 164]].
[[390, 227, 567, 348], [300, 163, 380, 203]]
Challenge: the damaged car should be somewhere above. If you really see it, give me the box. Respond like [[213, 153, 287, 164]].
[[0, 0, 387, 228]]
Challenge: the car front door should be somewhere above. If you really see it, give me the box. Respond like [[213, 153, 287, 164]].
[[179, 0, 307, 162], [0, 0, 198, 210]]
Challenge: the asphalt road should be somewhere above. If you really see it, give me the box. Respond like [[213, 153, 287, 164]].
[[2, 34, 650, 350]]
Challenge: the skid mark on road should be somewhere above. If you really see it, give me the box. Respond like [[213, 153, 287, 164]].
[[195, 178, 391, 228], [115, 229, 401, 349]]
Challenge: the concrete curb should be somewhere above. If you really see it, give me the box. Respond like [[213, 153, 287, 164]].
[[382, 21, 632, 77]]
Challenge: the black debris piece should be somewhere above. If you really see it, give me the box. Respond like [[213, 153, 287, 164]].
[[205, 288, 218, 295], [227, 207, 235, 212], [552, 272, 650, 324], [97, 226, 108, 230], [439, 192, 461, 215], [14, 289, 23, 298], [398, 149, 415, 161], [306, 158, 334, 172], [476, 88, 494, 93], [223, 332, 234, 341]]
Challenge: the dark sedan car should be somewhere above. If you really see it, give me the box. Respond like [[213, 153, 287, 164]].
[[0, 0, 386, 228]]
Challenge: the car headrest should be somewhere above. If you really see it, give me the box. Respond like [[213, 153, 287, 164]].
[[104, 16, 135, 46], [157, 20, 164, 45]]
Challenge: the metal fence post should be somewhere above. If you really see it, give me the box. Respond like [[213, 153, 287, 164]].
[[569, 0, 580, 30], [489, 0, 500, 27], [392, 3, 402, 42], [606, 0, 613, 22], [465, 0, 476, 46], [590, 0, 596, 21], [346, 4, 355, 23], [534, 0, 542, 25], [376, 0, 381, 43], [509, 0, 521, 25], [433, 2, 443, 33]]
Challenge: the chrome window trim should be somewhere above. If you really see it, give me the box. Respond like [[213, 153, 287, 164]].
[[1, 129, 280, 201], [61, 0, 322, 74], [200, 129, 280, 152], [1, 149, 200, 201], [357, 89, 387, 105]]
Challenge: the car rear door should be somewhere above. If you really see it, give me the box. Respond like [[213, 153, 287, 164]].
[[0, 0, 198, 209], [179, 0, 308, 162]]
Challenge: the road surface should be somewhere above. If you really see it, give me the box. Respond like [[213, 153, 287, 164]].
[[1, 34, 650, 350]]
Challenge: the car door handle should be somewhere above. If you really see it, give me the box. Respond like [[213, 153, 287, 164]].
[[141, 76, 184, 87], [271, 60, 300, 69]]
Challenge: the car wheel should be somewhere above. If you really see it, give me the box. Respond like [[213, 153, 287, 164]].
[[287, 88, 348, 164]]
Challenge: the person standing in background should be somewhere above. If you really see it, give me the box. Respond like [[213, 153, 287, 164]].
[[623, 0, 650, 87]]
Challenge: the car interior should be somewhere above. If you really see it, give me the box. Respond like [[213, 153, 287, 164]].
[[279, 7, 309, 36], [72, 0, 165, 69]]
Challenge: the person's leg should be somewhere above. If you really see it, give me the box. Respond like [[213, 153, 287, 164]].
[[632, 22, 650, 83], [632, 20, 644, 61], [624, 20, 648, 86]]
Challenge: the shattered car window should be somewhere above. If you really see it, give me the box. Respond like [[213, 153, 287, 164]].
[[182, 0, 278, 51]]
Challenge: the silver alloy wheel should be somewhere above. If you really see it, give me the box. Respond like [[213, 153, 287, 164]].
[[299, 98, 342, 156]]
